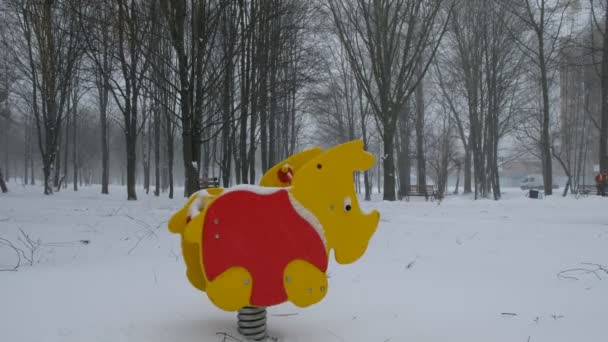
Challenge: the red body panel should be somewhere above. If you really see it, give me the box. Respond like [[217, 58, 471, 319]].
[[202, 189, 327, 306]]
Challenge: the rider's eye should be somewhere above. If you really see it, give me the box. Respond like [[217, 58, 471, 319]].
[[344, 197, 352, 212]]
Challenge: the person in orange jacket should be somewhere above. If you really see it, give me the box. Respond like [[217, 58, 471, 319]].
[[603, 171, 608, 196], [596, 171, 607, 196]]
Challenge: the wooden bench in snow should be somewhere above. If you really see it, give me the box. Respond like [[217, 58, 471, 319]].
[[199, 177, 220, 189], [404, 184, 437, 202]]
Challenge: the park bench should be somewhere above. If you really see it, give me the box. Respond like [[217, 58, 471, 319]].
[[199, 177, 220, 189], [574, 184, 601, 198], [403, 184, 437, 202]]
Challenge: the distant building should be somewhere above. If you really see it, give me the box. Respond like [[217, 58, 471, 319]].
[[559, 14, 602, 188]]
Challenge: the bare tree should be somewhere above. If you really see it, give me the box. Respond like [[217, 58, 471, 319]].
[[0, 167, 7, 193], [327, 0, 451, 200], [589, 0, 608, 171], [81, 0, 156, 200], [414, 73, 427, 195], [82, 0, 113, 194], [426, 107, 454, 200], [0, 53, 9, 193], [396, 100, 412, 199], [499, 0, 570, 195], [160, 0, 223, 196], [437, 0, 526, 199], [3, 0, 83, 195]]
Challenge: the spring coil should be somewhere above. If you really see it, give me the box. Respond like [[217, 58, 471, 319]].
[[237, 306, 267, 341]]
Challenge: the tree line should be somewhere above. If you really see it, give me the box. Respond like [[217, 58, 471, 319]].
[[0, 0, 606, 201]]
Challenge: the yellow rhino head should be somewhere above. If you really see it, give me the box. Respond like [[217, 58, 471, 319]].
[[290, 140, 380, 264]]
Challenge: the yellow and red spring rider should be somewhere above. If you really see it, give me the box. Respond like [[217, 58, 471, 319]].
[[168, 140, 380, 312]]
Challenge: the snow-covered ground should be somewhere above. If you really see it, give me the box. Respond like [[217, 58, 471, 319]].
[[1, 184, 607, 342]]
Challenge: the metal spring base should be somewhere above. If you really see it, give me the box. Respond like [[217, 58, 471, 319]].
[[237, 306, 267, 341]]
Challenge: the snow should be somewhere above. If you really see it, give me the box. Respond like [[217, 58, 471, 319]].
[[187, 190, 209, 219], [223, 183, 286, 195], [1, 185, 607, 342]]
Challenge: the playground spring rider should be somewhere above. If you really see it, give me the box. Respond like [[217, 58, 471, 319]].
[[169, 140, 380, 340]]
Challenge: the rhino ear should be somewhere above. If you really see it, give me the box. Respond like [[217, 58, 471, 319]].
[[355, 150, 375, 172], [338, 140, 375, 172]]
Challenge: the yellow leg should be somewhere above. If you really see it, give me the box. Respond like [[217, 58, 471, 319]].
[[283, 260, 328, 308], [181, 239, 206, 291], [206, 267, 253, 312]]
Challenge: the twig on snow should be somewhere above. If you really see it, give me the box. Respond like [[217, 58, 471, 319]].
[[105, 204, 125, 217], [0, 237, 22, 271], [17, 228, 42, 266], [216, 332, 242, 342], [327, 329, 348, 342], [581, 262, 608, 275], [127, 221, 165, 255], [170, 249, 180, 262], [271, 313, 299, 317], [558, 262, 608, 281], [43, 239, 90, 247]]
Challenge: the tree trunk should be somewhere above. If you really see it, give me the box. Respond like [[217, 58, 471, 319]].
[[600, 2, 608, 172], [43, 158, 53, 195], [415, 80, 427, 195], [142, 101, 151, 195], [258, 10, 269, 173], [397, 106, 411, 199], [53, 130, 62, 189], [382, 123, 396, 200], [2, 123, 8, 184], [24, 153, 29, 186], [464, 141, 472, 193], [239, 3, 250, 184], [260, 85, 268, 172], [100, 75, 110, 195], [30, 155, 35, 185], [154, 104, 160, 196], [0, 168, 7, 193], [126, 132, 137, 200], [167, 129, 174, 199], [362, 127, 372, 201], [268, 34, 278, 169], [23, 115, 31, 185], [537, 23, 553, 195], [144, 119, 151, 195], [73, 92, 78, 192], [454, 162, 461, 194], [62, 96, 70, 190], [181, 98, 198, 197], [221, 21, 235, 188], [248, 104, 257, 184]]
